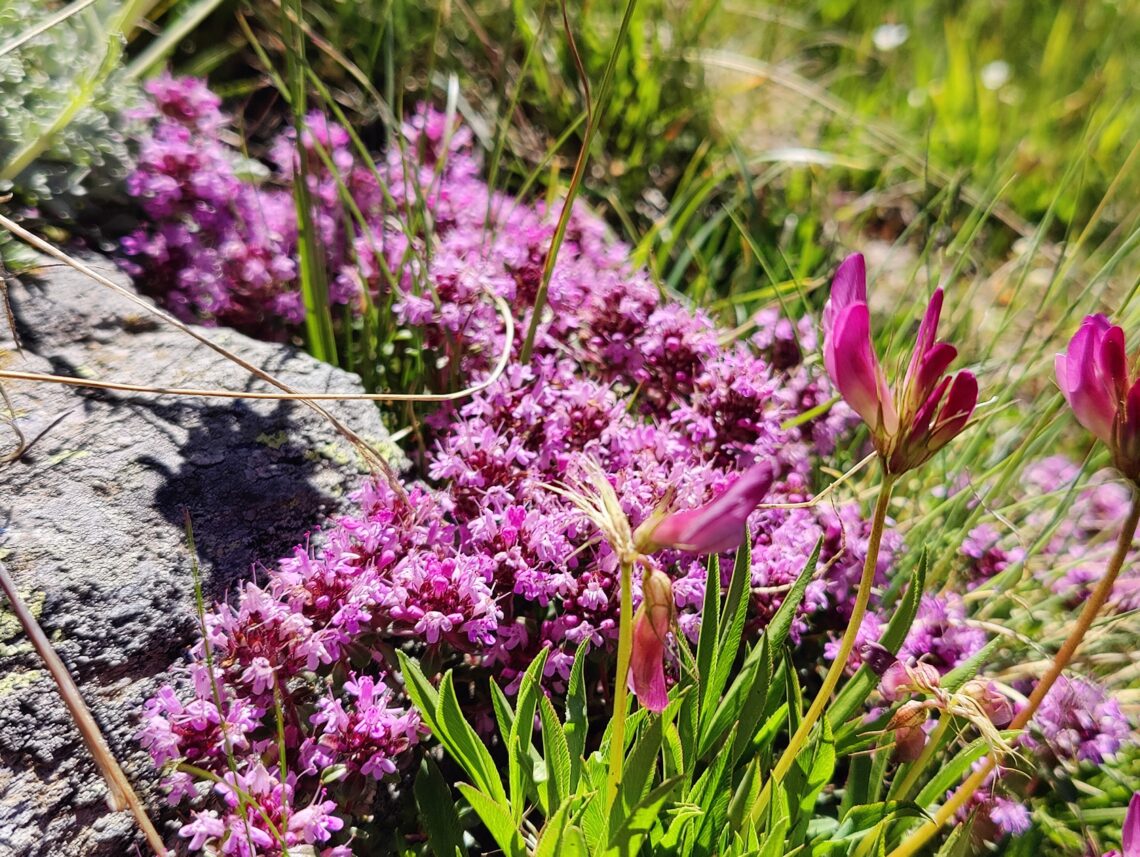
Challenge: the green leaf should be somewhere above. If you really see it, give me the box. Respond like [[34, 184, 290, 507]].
[[824, 801, 929, 846], [604, 777, 682, 856], [456, 783, 526, 857], [914, 733, 1015, 810], [703, 532, 752, 727], [791, 718, 836, 844], [690, 724, 738, 851], [728, 756, 761, 831], [828, 553, 927, 729], [695, 553, 722, 717], [933, 818, 975, 857], [840, 753, 872, 818], [415, 756, 467, 857], [398, 650, 441, 732], [489, 679, 515, 747], [728, 635, 775, 762], [783, 649, 803, 736], [509, 647, 551, 820], [766, 538, 823, 649], [534, 797, 579, 857], [610, 712, 664, 834], [540, 692, 572, 812], [757, 781, 791, 857], [436, 672, 508, 805], [943, 636, 1007, 692], [564, 639, 590, 793]]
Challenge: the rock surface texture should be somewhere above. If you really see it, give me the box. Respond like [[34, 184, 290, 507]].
[[0, 259, 391, 856]]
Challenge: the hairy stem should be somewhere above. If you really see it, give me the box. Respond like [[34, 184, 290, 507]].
[[748, 468, 895, 824], [889, 488, 1140, 857], [606, 557, 636, 807]]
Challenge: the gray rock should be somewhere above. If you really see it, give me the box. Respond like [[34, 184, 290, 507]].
[[0, 258, 395, 856]]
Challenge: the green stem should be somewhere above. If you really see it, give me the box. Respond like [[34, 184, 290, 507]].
[[852, 715, 953, 857], [519, 0, 639, 363], [748, 468, 895, 824], [606, 557, 635, 807], [889, 487, 1140, 857]]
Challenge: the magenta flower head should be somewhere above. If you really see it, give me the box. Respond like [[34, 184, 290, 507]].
[[629, 570, 674, 713], [823, 253, 978, 474], [635, 462, 775, 555], [1056, 315, 1140, 481]]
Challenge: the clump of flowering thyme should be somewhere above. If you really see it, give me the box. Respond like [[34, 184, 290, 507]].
[[129, 80, 904, 853]]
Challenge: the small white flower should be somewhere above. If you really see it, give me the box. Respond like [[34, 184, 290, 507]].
[[873, 23, 910, 52]]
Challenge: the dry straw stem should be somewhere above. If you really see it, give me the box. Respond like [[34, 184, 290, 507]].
[[0, 216, 513, 482], [889, 489, 1140, 857], [0, 560, 168, 856]]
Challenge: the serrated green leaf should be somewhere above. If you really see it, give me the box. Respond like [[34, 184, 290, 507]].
[[610, 713, 664, 834], [914, 733, 1015, 809], [757, 781, 791, 857], [837, 801, 930, 836], [691, 723, 738, 851], [437, 672, 508, 805], [783, 648, 803, 735], [489, 679, 515, 746], [604, 777, 681, 856], [457, 783, 526, 857], [703, 532, 752, 728], [728, 756, 761, 831], [509, 647, 551, 820], [534, 797, 577, 857], [766, 539, 823, 649], [540, 692, 572, 811], [398, 650, 442, 734], [564, 639, 590, 793], [699, 541, 823, 763], [415, 756, 467, 857], [695, 553, 722, 714], [791, 718, 836, 845], [933, 818, 974, 857]]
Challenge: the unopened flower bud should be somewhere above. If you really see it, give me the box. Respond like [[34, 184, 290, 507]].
[[961, 680, 1013, 728], [860, 641, 897, 676], [888, 701, 930, 763], [880, 660, 941, 702], [628, 570, 674, 713]]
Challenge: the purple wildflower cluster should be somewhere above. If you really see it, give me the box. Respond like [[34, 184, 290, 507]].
[[129, 78, 896, 852], [1023, 675, 1131, 766], [1020, 457, 1140, 612]]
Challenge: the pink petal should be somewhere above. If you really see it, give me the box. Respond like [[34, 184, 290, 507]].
[[649, 462, 775, 554], [913, 342, 958, 403], [828, 303, 888, 431], [903, 289, 945, 390], [928, 371, 978, 450], [1101, 324, 1129, 401], [909, 375, 952, 441], [823, 253, 868, 335], [1059, 315, 1117, 444], [1127, 378, 1140, 434], [1124, 791, 1140, 857], [629, 607, 669, 713]]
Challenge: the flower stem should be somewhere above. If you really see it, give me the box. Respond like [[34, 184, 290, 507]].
[[747, 469, 895, 824], [888, 488, 1140, 857], [606, 557, 636, 807]]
